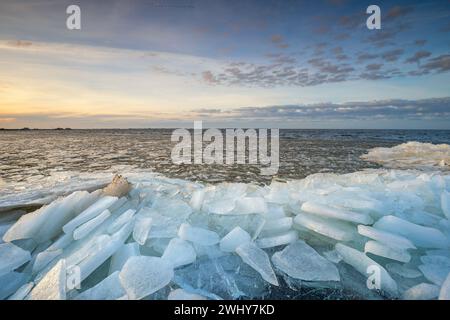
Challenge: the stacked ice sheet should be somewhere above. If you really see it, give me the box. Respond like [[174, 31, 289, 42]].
[[1, 169, 450, 300]]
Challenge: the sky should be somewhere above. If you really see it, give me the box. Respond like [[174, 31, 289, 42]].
[[0, 0, 449, 129]]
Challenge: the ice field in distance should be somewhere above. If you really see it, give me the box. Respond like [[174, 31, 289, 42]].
[[0, 141, 450, 300]]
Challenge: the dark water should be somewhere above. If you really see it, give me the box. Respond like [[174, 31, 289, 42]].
[[1, 129, 450, 186]]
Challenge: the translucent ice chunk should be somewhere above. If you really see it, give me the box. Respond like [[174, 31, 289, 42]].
[[335, 243, 398, 297], [0, 272, 29, 300], [8, 282, 34, 300], [260, 217, 293, 236], [161, 238, 197, 268], [4, 191, 98, 243], [441, 191, 450, 219], [358, 225, 416, 250], [63, 196, 118, 234], [76, 271, 127, 300], [418, 263, 450, 286], [403, 283, 440, 300], [119, 256, 174, 300], [178, 223, 220, 246], [73, 209, 111, 240], [439, 272, 450, 300], [256, 230, 298, 249], [190, 189, 205, 211], [294, 213, 358, 242], [420, 255, 450, 268], [219, 227, 251, 252], [364, 240, 411, 263], [272, 240, 340, 282], [236, 242, 278, 286], [168, 288, 207, 300], [151, 197, 192, 219], [374, 215, 449, 249], [30, 259, 66, 300], [32, 249, 62, 275], [385, 263, 422, 279], [107, 209, 136, 235], [233, 197, 268, 215], [133, 210, 153, 245], [0, 242, 31, 276], [301, 202, 373, 225], [109, 243, 140, 274]]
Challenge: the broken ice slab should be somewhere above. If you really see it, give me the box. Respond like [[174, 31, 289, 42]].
[[260, 217, 293, 237], [161, 238, 197, 268], [119, 256, 174, 300], [233, 197, 268, 215], [357, 225, 416, 250], [403, 283, 440, 300], [133, 209, 153, 245], [418, 263, 450, 286], [8, 282, 34, 300], [194, 213, 266, 239], [77, 226, 131, 282], [46, 234, 73, 252], [439, 272, 450, 300], [420, 255, 450, 267], [73, 209, 111, 240], [32, 249, 63, 275], [189, 189, 205, 211], [264, 203, 287, 220], [272, 240, 340, 282], [168, 288, 207, 300], [178, 223, 220, 246], [76, 271, 127, 300], [109, 243, 140, 274], [441, 190, 450, 219], [192, 243, 226, 259], [219, 227, 251, 252], [29, 259, 66, 300], [62, 196, 118, 235], [385, 263, 422, 279], [107, 209, 136, 235], [0, 242, 31, 276], [364, 240, 411, 263], [3, 191, 99, 244], [335, 243, 398, 297], [256, 230, 298, 249], [294, 213, 358, 242], [173, 255, 268, 299], [374, 215, 449, 249], [151, 197, 192, 220], [0, 272, 29, 300], [301, 202, 373, 225], [236, 242, 278, 286]]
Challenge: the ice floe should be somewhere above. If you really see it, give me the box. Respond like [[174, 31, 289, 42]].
[[362, 141, 450, 170], [0, 168, 449, 300]]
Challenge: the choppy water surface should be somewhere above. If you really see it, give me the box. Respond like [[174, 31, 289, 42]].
[[2, 129, 450, 187]]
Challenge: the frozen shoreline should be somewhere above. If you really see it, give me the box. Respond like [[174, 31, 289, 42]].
[[1, 142, 450, 300], [1, 168, 450, 300]]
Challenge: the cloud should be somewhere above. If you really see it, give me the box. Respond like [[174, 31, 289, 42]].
[[365, 64, 383, 71], [0, 118, 15, 123], [270, 34, 289, 49], [405, 51, 432, 63], [386, 6, 414, 21], [414, 39, 427, 46], [420, 54, 450, 73], [193, 97, 450, 121], [381, 49, 404, 62], [357, 53, 378, 61]]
